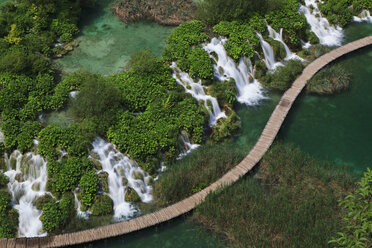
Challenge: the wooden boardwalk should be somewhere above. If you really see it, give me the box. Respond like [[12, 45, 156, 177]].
[[1, 36, 372, 248]]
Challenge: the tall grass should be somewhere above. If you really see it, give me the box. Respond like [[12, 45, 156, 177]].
[[194, 143, 356, 247], [153, 140, 245, 206]]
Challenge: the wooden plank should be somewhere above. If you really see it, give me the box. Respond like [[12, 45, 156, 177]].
[[7, 239, 16, 248]]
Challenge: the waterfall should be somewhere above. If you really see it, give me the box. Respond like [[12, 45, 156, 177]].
[[4, 149, 48, 237], [74, 190, 90, 219], [69, 91, 79, 99], [257, 33, 284, 70], [301, 40, 312, 49], [299, 0, 343, 46], [177, 131, 200, 160], [267, 25, 305, 61], [203, 37, 266, 105], [170, 62, 227, 126], [91, 138, 152, 221], [353, 10, 372, 23]]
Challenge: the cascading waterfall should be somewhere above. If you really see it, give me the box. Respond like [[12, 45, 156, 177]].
[[74, 190, 90, 219], [4, 149, 48, 237], [353, 10, 372, 23], [91, 138, 152, 220], [177, 131, 200, 160], [267, 25, 304, 61], [203, 37, 266, 105], [256, 33, 284, 70], [170, 62, 227, 126], [299, 0, 343, 46]]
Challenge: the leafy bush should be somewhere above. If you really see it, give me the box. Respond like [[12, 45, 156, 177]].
[[209, 78, 237, 108], [79, 170, 99, 207], [329, 168, 372, 248], [90, 194, 113, 216], [213, 21, 258, 60], [178, 47, 214, 80], [163, 20, 208, 61], [262, 60, 304, 91], [0, 190, 18, 238]]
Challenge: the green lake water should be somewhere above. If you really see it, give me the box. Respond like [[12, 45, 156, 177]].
[[54, 0, 174, 76], [278, 22, 372, 174]]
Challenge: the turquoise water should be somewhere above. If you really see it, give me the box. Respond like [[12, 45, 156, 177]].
[[278, 23, 372, 174], [54, 0, 174, 76]]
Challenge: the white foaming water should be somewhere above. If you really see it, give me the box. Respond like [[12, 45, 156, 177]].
[[301, 39, 312, 49], [69, 91, 79, 99], [91, 138, 152, 220], [267, 25, 305, 61], [353, 10, 372, 23], [177, 131, 200, 160], [203, 37, 266, 105], [300, 0, 343, 46], [170, 62, 227, 126], [257, 33, 284, 70], [4, 150, 48, 237], [74, 190, 90, 220]]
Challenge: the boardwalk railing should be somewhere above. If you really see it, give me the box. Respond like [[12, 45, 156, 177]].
[[1, 36, 372, 248]]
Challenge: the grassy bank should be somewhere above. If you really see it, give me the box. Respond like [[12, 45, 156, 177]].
[[153, 140, 245, 206], [194, 143, 357, 247]]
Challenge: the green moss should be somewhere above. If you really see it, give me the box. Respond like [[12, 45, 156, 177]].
[[10, 158, 16, 170], [90, 194, 113, 216], [125, 187, 141, 202], [36, 194, 55, 210], [267, 37, 286, 61], [98, 172, 109, 193], [211, 112, 241, 142], [132, 171, 144, 181], [0, 159, 6, 172]]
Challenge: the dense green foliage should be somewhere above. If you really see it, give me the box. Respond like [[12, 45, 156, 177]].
[[0, 0, 80, 56], [90, 194, 113, 216], [213, 21, 259, 60], [79, 170, 100, 207], [319, 0, 372, 27], [0, 190, 18, 238], [108, 51, 206, 173], [329, 168, 371, 248], [209, 78, 237, 108], [195, 0, 286, 25], [163, 20, 214, 80], [307, 64, 351, 95], [194, 143, 356, 247], [262, 60, 304, 91], [41, 193, 75, 233], [153, 141, 244, 206]]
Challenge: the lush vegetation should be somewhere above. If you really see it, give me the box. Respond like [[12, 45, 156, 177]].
[[153, 140, 244, 206], [329, 168, 371, 248], [261, 60, 304, 91], [307, 64, 351, 95], [194, 143, 357, 247], [319, 0, 372, 27]]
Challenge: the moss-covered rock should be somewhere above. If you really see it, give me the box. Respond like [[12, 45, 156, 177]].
[[267, 38, 286, 61], [122, 177, 128, 186], [211, 112, 241, 142], [98, 172, 109, 193], [125, 187, 141, 202], [306, 30, 320, 45], [254, 60, 268, 80], [90, 194, 113, 216], [132, 171, 144, 181], [10, 158, 17, 170], [0, 158, 6, 171], [35, 194, 55, 210]]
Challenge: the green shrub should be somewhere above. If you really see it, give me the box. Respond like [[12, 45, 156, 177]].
[[79, 170, 99, 207], [91, 194, 113, 216], [209, 78, 237, 108], [329, 168, 372, 248], [262, 60, 304, 91], [211, 112, 241, 142], [0, 190, 18, 238], [125, 187, 141, 202], [35, 194, 54, 210]]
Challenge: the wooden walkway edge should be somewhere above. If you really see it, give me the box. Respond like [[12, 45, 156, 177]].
[[1, 36, 372, 248]]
